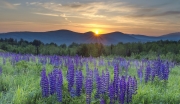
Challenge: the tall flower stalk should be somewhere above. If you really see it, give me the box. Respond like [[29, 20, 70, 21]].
[[40, 68, 49, 97], [85, 70, 93, 104], [76, 70, 83, 96], [56, 72, 63, 102]]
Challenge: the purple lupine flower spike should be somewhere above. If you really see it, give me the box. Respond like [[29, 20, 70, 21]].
[[57, 69, 63, 87], [100, 98, 105, 104], [109, 82, 115, 104], [95, 71, 101, 99], [164, 62, 169, 80], [145, 62, 151, 83], [126, 76, 133, 103], [101, 70, 106, 95], [119, 76, 126, 104], [151, 66, 156, 82], [56, 73, 63, 102], [48, 72, 56, 95], [137, 66, 143, 83], [76, 70, 83, 96], [40, 68, 49, 97], [132, 76, 137, 94], [85, 70, 93, 104], [67, 63, 75, 92], [105, 69, 110, 93], [114, 65, 119, 99], [70, 87, 76, 97]]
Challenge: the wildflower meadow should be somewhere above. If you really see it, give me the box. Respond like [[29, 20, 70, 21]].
[[0, 53, 180, 104]]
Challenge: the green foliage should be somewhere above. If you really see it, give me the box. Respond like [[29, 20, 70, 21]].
[[0, 74, 9, 92], [0, 56, 180, 103], [133, 67, 180, 104], [1, 38, 180, 103], [1, 38, 180, 58]]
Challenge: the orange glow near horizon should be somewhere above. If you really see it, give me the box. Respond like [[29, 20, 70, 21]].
[[92, 29, 102, 36], [95, 30, 99, 35]]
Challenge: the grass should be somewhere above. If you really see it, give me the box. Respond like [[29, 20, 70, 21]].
[[0, 57, 180, 104]]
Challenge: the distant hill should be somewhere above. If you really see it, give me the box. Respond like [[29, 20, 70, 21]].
[[159, 32, 180, 41], [0, 30, 180, 45]]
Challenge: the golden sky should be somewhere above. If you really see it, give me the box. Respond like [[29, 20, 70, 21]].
[[0, 0, 180, 36]]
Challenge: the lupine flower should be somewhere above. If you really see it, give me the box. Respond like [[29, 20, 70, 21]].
[[160, 63, 165, 80], [94, 68, 99, 81], [70, 87, 76, 97], [54, 59, 59, 67], [85, 70, 93, 104], [52, 68, 59, 84], [95, 72, 101, 99], [76, 70, 83, 96], [119, 76, 126, 104], [145, 63, 151, 83], [156, 57, 162, 79], [126, 76, 133, 103], [108, 61, 111, 66], [67, 64, 75, 91], [86, 62, 89, 74], [152, 57, 170, 82], [109, 82, 115, 104], [57, 69, 63, 87], [101, 70, 106, 95], [137, 66, 143, 83], [48, 73, 56, 95], [36, 56, 141, 103], [105, 69, 110, 93], [56, 75, 63, 102], [132, 77, 137, 94], [163, 63, 170, 80], [151, 68, 156, 82], [100, 98, 105, 104], [114, 65, 119, 98], [40, 68, 49, 97]]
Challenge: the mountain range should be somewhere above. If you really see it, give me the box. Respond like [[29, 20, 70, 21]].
[[0, 30, 180, 45]]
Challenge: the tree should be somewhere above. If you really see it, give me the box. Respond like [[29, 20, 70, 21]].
[[32, 40, 42, 55], [110, 44, 114, 54], [60, 44, 67, 49]]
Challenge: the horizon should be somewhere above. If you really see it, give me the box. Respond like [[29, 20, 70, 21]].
[[0, 29, 180, 37], [0, 0, 180, 36]]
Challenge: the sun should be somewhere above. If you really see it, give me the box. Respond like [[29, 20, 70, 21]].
[[93, 29, 101, 36], [95, 30, 99, 35], [92, 29, 102, 36]]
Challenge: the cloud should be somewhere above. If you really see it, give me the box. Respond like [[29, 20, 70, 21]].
[[154, 11, 180, 16], [67, 2, 83, 8], [2, 0, 178, 35], [30, 2, 41, 5], [34, 12, 72, 22], [28, 2, 128, 19], [27, 1, 180, 28], [13, 3, 21, 6], [33, 12, 59, 17], [128, 10, 180, 18], [60, 13, 66, 17], [59, 13, 71, 22], [0, 1, 16, 9]]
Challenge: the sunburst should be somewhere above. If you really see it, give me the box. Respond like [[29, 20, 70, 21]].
[[95, 30, 99, 35]]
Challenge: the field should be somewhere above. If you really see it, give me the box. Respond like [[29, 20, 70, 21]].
[[0, 52, 180, 104]]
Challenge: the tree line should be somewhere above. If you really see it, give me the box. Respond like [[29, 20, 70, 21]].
[[0, 38, 180, 61]]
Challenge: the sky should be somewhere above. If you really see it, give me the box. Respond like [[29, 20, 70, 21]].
[[0, 0, 180, 36]]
